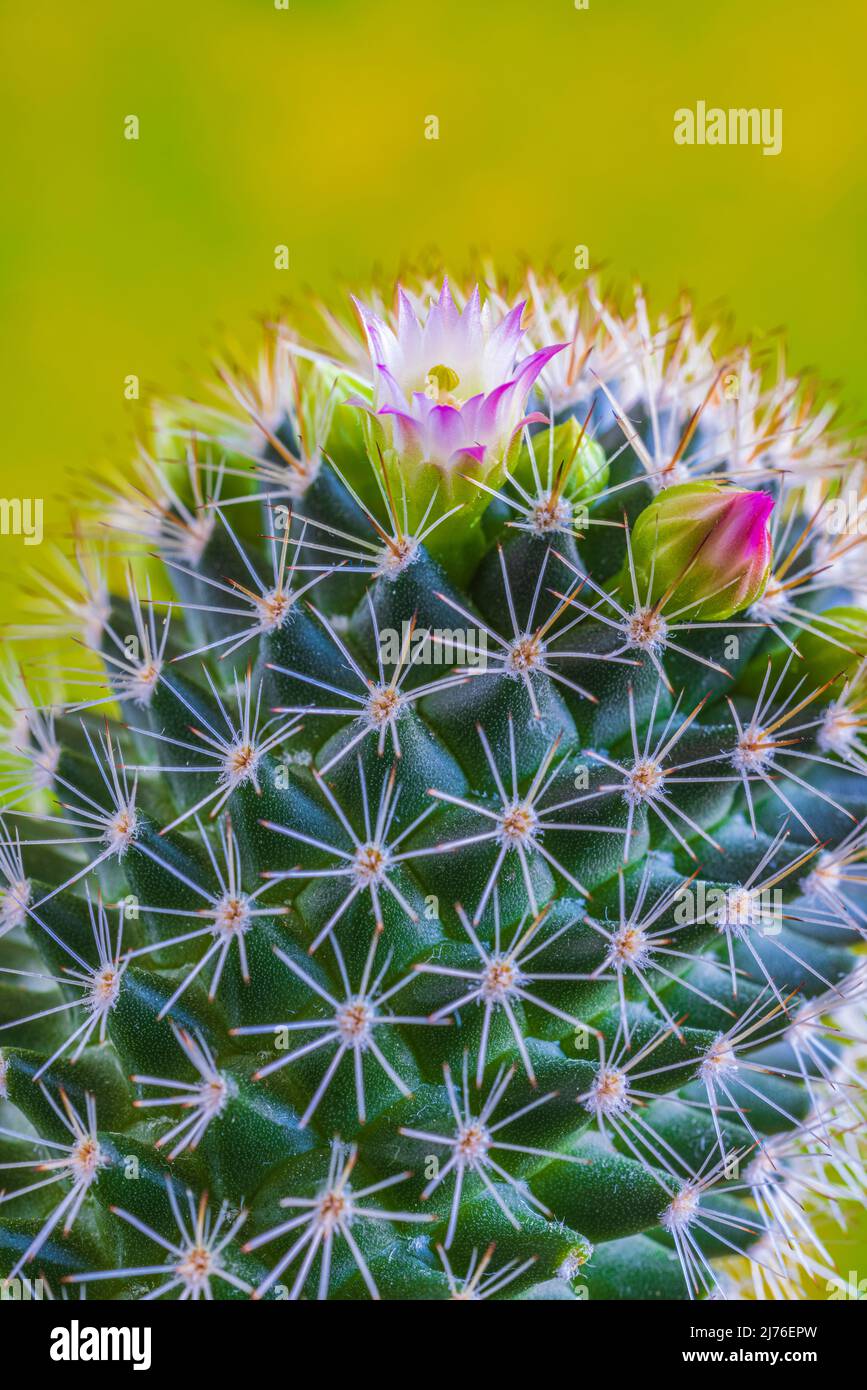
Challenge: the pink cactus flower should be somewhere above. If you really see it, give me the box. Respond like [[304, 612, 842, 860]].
[[352, 280, 565, 475]]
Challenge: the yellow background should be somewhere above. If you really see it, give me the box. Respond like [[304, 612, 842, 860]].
[[2, 0, 866, 1292]]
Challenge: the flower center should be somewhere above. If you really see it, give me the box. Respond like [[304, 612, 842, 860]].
[[424, 363, 462, 405]]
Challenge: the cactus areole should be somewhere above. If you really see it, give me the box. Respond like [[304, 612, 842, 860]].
[[1, 273, 865, 1304]]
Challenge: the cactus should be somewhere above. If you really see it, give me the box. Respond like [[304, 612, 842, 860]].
[[1, 272, 866, 1303]]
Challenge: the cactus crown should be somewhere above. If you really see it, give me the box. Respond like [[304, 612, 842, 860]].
[[1, 271, 866, 1302]]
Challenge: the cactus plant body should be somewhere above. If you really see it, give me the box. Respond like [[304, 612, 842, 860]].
[[1, 272, 866, 1303]]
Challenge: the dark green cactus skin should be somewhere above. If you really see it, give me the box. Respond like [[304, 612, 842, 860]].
[[1, 287, 865, 1303]]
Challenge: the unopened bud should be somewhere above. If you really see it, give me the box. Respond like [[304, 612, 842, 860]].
[[629, 482, 774, 621], [513, 418, 608, 521], [796, 606, 867, 689]]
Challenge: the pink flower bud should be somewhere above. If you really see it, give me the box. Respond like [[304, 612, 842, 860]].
[[630, 482, 774, 621]]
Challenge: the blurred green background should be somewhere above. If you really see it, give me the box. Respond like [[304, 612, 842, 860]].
[[1, 0, 865, 1292]]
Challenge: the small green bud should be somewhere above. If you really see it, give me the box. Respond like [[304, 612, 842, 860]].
[[516, 417, 609, 503], [795, 606, 867, 689]]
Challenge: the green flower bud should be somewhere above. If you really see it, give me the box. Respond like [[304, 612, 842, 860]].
[[795, 606, 867, 689], [516, 417, 608, 505], [628, 481, 774, 621]]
